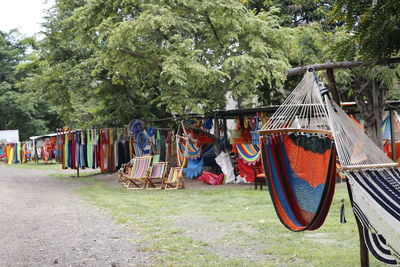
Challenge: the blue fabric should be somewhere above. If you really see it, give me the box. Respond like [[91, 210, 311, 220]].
[[183, 157, 204, 179], [131, 121, 143, 134], [203, 118, 213, 130], [266, 138, 302, 227], [147, 127, 155, 137], [278, 138, 324, 214], [136, 132, 147, 149]]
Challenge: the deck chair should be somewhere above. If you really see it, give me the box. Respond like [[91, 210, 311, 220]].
[[146, 162, 168, 189], [124, 156, 152, 189], [118, 158, 135, 183], [163, 167, 185, 189]]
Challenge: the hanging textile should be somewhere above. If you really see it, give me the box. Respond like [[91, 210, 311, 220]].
[[183, 157, 204, 179], [215, 152, 235, 184], [259, 71, 337, 232], [323, 88, 400, 264], [236, 143, 261, 165]]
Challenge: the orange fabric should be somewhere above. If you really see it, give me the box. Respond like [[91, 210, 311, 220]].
[[283, 135, 331, 188]]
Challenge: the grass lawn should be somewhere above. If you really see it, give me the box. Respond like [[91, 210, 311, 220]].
[[2, 161, 62, 170], [74, 178, 384, 266], [6, 163, 384, 266]]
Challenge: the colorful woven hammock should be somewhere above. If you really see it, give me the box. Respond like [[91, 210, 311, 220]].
[[259, 71, 336, 232], [236, 143, 261, 165], [179, 143, 201, 159], [261, 133, 336, 231], [183, 157, 204, 179]]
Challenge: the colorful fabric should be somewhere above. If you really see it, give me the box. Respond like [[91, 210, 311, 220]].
[[198, 172, 224, 185], [150, 163, 166, 178], [261, 133, 336, 231], [130, 156, 152, 179], [183, 157, 204, 179], [382, 112, 400, 140], [347, 169, 400, 265], [236, 143, 261, 165], [237, 157, 261, 183], [167, 167, 183, 183], [178, 143, 201, 159]]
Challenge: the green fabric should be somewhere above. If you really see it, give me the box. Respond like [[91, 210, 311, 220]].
[[64, 133, 68, 167], [153, 154, 160, 163], [17, 142, 21, 162], [86, 129, 92, 167]]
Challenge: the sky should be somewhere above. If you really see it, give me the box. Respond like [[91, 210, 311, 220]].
[[0, 0, 54, 36]]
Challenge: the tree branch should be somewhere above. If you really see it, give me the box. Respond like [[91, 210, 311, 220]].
[[204, 12, 224, 49], [285, 57, 400, 77], [117, 48, 162, 69]]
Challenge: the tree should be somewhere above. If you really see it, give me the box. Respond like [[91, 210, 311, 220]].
[[0, 30, 61, 140], [62, 0, 291, 115], [333, 0, 400, 61]]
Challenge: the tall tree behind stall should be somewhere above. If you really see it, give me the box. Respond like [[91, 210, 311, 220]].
[[0, 30, 61, 140], [33, 0, 291, 122], [332, 0, 400, 145]]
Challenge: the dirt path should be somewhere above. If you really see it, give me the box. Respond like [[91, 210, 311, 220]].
[[0, 166, 151, 267]]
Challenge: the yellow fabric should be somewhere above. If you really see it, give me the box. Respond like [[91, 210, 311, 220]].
[[8, 147, 13, 164]]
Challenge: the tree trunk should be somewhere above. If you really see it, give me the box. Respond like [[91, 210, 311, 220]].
[[352, 75, 386, 148]]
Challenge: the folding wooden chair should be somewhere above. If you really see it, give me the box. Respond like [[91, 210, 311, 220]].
[[146, 162, 168, 189], [118, 158, 135, 183], [124, 156, 152, 189], [163, 167, 185, 189]]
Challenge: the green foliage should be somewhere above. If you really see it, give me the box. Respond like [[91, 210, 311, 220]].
[[333, 0, 400, 61], [0, 30, 61, 140], [38, 0, 291, 117]]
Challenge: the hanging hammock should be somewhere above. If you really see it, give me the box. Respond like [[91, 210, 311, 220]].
[[236, 143, 261, 165], [176, 134, 203, 174], [324, 94, 400, 265], [259, 71, 337, 232]]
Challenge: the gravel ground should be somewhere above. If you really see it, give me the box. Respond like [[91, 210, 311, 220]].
[[0, 166, 152, 267]]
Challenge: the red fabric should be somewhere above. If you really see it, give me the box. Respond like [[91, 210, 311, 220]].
[[237, 158, 262, 183], [383, 142, 400, 163], [198, 172, 224, 185], [99, 131, 106, 173], [61, 134, 65, 169]]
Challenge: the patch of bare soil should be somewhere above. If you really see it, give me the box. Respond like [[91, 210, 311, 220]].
[[0, 166, 152, 267], [171, 215, 273, 263]]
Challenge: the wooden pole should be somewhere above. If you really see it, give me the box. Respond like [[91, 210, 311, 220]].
[[213, 113, 221, 155], [223, 118, 228, 151], [285, 57, 400, 77], [326, 68, 340, 104], [390, 109, 397, 161], [346, 180, 369, 267]]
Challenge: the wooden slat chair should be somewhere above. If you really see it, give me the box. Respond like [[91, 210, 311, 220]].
[[124, 156, 152, 189], [146, 162, 168, 189], [118, 158, 135, 183], [163, 167, 185, 190]]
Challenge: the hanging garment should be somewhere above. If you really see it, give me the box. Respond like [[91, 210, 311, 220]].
[[8, 144, 14, 164], [215, 151, 236, 184], [86, 130, 92, 169]]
